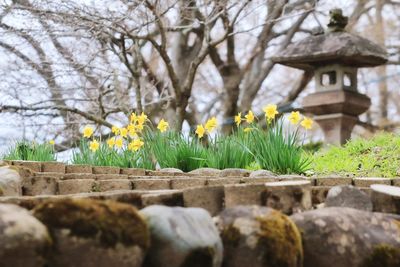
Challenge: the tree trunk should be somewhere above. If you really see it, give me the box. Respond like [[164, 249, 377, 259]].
[[375, 0, 388, 122]]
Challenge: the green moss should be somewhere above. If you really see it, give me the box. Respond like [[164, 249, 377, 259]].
[[362, 244, 400, 267], [220, 225, 241, 247], [181, 247, 215, 267], [33, 198, 150, 249], [256, 210, 303, 267], [91, 183, 100, 192], [312, 132, 400, 178]]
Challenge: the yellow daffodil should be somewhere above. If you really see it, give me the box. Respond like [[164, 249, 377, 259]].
[[301, 117, 313, 130], [195, 124, 206, 138], [120, 127, 128, 138], [128, 139, 144, 152], [136, 123, 144, 132], [49, 140, 55, 145], [130, 113, 138, 123], [157, 119, 169, 133], [235, 112, 242, 127], [205, 117, 217, 133], [263, 104, 279, 121], [115, 137, 123, 148], [83, 126, 94, 138], [111, 126, 120, 135], [106, 138, 115, 148], [245, 110, 255, 124], [89, 139, 99, 152], [137, 112, 147, 125], [288, 111, 301, 125], [244, 127, 252, 133], [127, 124, 137, 137]]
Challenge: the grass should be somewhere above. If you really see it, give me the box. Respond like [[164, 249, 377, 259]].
[[311, 132, 400, 178], [206, 130, 254, 170], [144, 131, 207, 172], [3, 140, 56, 162], [72, 139, 154, 169], [246, 123, 311, 175]]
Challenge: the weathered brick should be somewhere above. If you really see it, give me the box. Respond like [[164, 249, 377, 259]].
[[12, 160, 42, 172], [224, 183, 266, 207], [92, 166, 120, 174], [170, 178, 206, 189], [315, 177, 353, 186], [41, 162, 65, 173], [183, 186, 224, 216], [22, 176, 58, 196], [120, 168, 146, 176], [132, 179, 171, 190], [58, 179, 95, 194], [206, 178, 241, 186], [353, 177, 391, 187], [65, 164, 92, 174], [95, 174, 128, 180], [96, 179, 132, 192]]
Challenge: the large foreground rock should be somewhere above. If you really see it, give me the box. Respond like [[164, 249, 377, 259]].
[[0, 165, 22, 196], [325, 185, 373, 211], [33, 199, 149, 267], [216, 205, 303, 267], [291, 207, 400, 267], [0, 204, 51, 267], [141, 205, 223, 267]]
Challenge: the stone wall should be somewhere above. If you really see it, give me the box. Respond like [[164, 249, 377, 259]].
[[0, 160, 399, 214], [1, 160, 400, 267]]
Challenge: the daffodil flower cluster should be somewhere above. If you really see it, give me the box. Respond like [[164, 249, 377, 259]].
[[234, 104, 313, 130], [195, 117, 217, 139], [81, 112, 171, 153]]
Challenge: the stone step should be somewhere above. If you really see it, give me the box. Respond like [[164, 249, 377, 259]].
[[0, 189, 184, 210]]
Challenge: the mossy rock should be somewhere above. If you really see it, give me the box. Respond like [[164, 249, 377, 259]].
[[33, 198, 150, 249], [217, 205, 303, 267], [291, 207, 400, 267], [362, 244, 400, 267]]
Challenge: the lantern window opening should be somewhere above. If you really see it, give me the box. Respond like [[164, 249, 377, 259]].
[[343, 72, 353, 87], [320, 71, 337, 86]]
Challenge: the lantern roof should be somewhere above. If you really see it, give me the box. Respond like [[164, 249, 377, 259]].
[[272, 9, 388, 70]]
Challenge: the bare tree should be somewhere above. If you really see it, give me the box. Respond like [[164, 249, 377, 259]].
[[0, 0, 399, 150]]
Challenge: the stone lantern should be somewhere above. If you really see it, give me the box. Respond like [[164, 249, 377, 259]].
[[272, 9, 388, 145]]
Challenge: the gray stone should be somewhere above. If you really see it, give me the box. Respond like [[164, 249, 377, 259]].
[[189, 168, 221, 176], [216, 205, 303, 267], [0, 166, 22, 196], [33, 198, 149, 267], [0, 204, 51, 267], [325, 185, 373, 211], [291, 207, 400, 267], [219, 168, 250, 177], [159, 168, 184, 173], [249, 169, 276, 178], [140, 205, 223, 267]]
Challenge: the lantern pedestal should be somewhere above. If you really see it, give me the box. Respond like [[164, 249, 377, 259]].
[[313, 114, 358, 145], [302, 90, 371, 145]]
